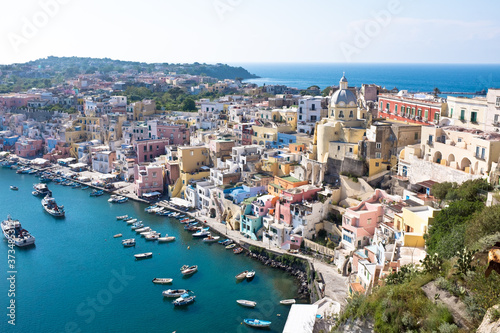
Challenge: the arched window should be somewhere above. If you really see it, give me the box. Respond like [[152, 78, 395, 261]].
[[339, 111, 344, 118], [349, 110, 353, 118]]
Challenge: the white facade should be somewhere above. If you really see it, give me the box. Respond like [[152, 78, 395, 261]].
[[486, 89, 500, 133]]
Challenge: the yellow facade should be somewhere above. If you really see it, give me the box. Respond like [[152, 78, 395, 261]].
[[178, 146, 210, 173], [395, 206, 439, 247]]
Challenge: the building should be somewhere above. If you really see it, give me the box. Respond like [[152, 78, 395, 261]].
[[134, 164, 164, 197], [377, 92, 446, 125], [444, 96, 487, 130], [92, 150, 116, 174], [394, 205, 439, 247]]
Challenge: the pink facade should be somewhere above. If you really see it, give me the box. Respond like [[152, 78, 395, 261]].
[[134, 138, 171, 164], [43, 142, 71, 163], [274, 186, 321, 226], [0, 94, 35, 108], [134, 164, 164, 197], [156, 124, 189, 145], [15, 139, 43, 158]]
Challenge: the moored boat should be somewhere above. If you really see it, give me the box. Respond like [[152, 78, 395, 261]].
[[134, 252, 153, 260], [246, 270, 256, 280], [135, 226, 151, 233], [41, 195, 65, 217], [181, 265, 198, 276], [113, 233, 122, 238], [152, 278, 173, 284], [226, 244, 236, 250], [172, 294, 196, 306], [162, 289, 191, 297], [202, 235, 220, 243], [279, 299, 296, 305], [158, 236, 176, 242], [116, 215, 129, 220], [145, 233, 160, 241], [1, 216, 35, 247], [236, 300, 257, 308], [32, 183, 52, 197], [235, 270, 248, 280], [243, 319, 271, 328], [233, 247, 244, 254], [131, 222, 144, 230], [126, 218, 138, 224], [90, 189, 104, 197], [192, 228, 210, 238], [122, 239, 136, 247]]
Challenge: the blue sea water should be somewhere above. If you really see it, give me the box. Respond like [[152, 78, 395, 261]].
[[239, 63, 500, 93], [0, 168, 298, 333]]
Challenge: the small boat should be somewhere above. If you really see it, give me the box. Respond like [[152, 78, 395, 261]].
[[134, 252, 153, 260], [32, 183, 52, 197], [243, 319, 271, 328], [172, 294, 196, 306], [221, 239, 233, 246], [113, 233, 122, 238], [180, 219, 196, 224], [202, 235, 220, 243], [184, 222, 198, 230], [10, 186, 18, 191], [122, 239, 136, 247], [1, 215, 36, 247], [233, 247, 244, 254], [158, 236, 176, 242], [135, 226, 151, 233], [218, 238, 230, 244], [41, 195, 65, 217], [181, 265, 198, 276], [246, 270, 255, 280], [126, 218, 138, 224], [108, 195, 128, 203], [226, 244, 236, 250], [162, 289, 190, 297], [152, 278, 173, 284], [145, 233, 160, 241], [180, 218, 190, 223], [235, 271, 248, 280], [72, 183, 81, 188], [131, 222, 144, 230], [192, 229, 210, 238], [279, 299, 296, 305], [90, 189, 104, 197], [236, 300, 257, 308], [116, 215, 129, 220], [140, 230, 156, 237], [81, 186, 89, 190]]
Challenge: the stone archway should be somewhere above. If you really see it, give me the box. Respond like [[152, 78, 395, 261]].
[[448, 154, 455, 167], [460, 157, 472, 172], [433, 151, 442, 164]]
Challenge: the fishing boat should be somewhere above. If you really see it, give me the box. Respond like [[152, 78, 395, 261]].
[[246, 270, 256, 280], [152, 278, 173, 284], [233, 247, 244, 254], [180, 218, 190, 223], [134, 252, 153, 260], [158, 236, 176, 242], [279, 299, 296, 305], [89, 189, 104, 197], [1, 216, 35, 247], [180, 265, 198, 276], [172, 294, 196, 306], [162, 289, 191, 297], [243, 319, 271, 328], [116, 215, 128, 220], [108, 195, 128, 203], [226, 244, 236, 250], [122, 239, 136, 247], [192, 228, 210, 238], [10, 186, 18, 191], [184, 222, 198, 230], [236, 300, 257, 308], [131, 222, 144, 230], [32, 183, 52, 197], [72, 183, 81, 189], [186, 225, 201, 232], [235, 271, 248, 280], [202, 235, 220, 243], [145, 233, 160, 241], [41, 195, 65, 217], [113, 233, 122, 238]]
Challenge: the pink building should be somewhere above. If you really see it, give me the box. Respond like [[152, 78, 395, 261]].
[[156, 124, 189, 145], [134, 138, 171, 163], [0, 94, 35, 108], [274, 185, 321, 227], [15, 138, 43, 158], [134, 164, 164, 197]]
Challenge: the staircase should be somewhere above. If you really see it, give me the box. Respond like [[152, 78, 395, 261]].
[[212, 192, 225, 222]]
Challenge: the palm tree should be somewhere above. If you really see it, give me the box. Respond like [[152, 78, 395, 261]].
[[433, 87, 441, 97]]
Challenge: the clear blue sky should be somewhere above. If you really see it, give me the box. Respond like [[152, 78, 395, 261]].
[[1, 0, 499, 65]]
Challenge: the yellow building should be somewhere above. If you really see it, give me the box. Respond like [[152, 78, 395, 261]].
[[169, 146, 211, 198], [394, 206, 439, 247], [252, 123, 294, 146], [131, 100, 156, 121]]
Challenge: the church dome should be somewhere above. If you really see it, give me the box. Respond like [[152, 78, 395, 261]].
[[331, 89, 357, 106]]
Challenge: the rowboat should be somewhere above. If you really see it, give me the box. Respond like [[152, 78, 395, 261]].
[[236, 300, 257, 308], [145, 233, 160, 241], [134, 252, 153, 260], [113, 233, 122, 238], [181, 265, 198, 276], [233, 247, 244, 254], [280, 299, 296, 305], [158, 236, 176, 242], [243, 319, 271, 328], [235, 270, 248, 280], [226, 244, 236, 250], [162, 289, 191, 297], [131, 222, 144, 230], [152, 278, 173, 284], [10, 185, 18, 191]]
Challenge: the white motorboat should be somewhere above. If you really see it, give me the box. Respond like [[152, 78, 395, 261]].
[[122, 238, 136, 247], [279, 299, 296, 305], [181, 265, 198, 276], [131, 222, 144, 230], [134, 252, 153, 260], [152, 278, 173, 284], [140, 230, 156, 237], [41, 195, 65, 217], [202, 235, 220, 243], [246, 270, 256, 280], [32, 183, 52, 197], [158, 236, 176, 242], [1, 216, 35, 247], [126, 218, 138, 224], [145, 233, 160, 241], [108, 195, 128, 203], [162, 289, 191, 297], [236, 300, 257, 308], [135, 227, 151, 233], [192, 228, 210, 238]]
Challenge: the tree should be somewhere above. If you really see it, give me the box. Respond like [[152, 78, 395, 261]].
[[431, 182, 456, 201], [433, 87, 441, 97], [466, 204, 500, 247], [181, 98, 196, 111], [322, 86, 332, 97]]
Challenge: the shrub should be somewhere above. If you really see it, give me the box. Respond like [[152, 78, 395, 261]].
[[420, 253, 443, 275], [454, 247, 476, 277]]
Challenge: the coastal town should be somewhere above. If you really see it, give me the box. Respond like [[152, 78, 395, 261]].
[[2, 58, 500, 332]]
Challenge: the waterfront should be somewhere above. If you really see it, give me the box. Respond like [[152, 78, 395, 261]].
[[0, 167, 298, 333]]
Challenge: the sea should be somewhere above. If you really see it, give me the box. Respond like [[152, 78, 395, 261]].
[[238, 63, 500, 94], [0, 167, 298, 333]]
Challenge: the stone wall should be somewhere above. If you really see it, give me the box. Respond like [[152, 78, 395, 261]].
[[407, 155, 483, 184]]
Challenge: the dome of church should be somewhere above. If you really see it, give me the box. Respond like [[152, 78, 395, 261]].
[[331, 88, 357, 106]]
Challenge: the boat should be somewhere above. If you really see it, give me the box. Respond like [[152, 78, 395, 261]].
[[72, 183, 81, 188], [81, 186, 89, 190], [181, 265, 198, 276], [218, 238, 231, 244], [90, 189, 104, 197], [152, 278, 173, 284], [108, 195, 128, 203], [184, 222, 198, 230], [113, 233, 122, 238], [180, 218, 190, 223], [134, 252, 153, 260], [235, 271, 248, 280], [221, 239, 233, 246], [126, 218, 138, 224], [41, 195, 65, 217], [162, 289, 191, 297], [116, 215, 128, 220], [131, 222, 144, 230], [246, 270, 256, 280], [1, 216, 35, 247], [172, 294, 196, 306], [192, 228, 210, 238], [180, 219, 196, 224], [226, 244, 236, 250], [122, 239, 136, 247], [202, 235, 220, 243], [10, 186, 18, 191], [159, 235, 175, 242], [279, 299, 296, 305], [135, 226, 151, 233], [32, 183, 52, 197], [236, 300, 257, 308], [186, 225, 201, 232], [233, 247, 244, 254], [145, 233, 160, 241], [243, 319, 271, 328]]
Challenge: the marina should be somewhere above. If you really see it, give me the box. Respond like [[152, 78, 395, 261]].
[[0, 167, 297, 332]]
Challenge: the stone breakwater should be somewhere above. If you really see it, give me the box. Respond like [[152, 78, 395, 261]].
[[247, 251, 310, 300]]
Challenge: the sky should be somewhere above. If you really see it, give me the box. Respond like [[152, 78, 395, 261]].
[[1, 0, 499, 65]]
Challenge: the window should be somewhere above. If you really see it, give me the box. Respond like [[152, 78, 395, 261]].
[[417, 109, 422, 117], [299, 115, 302, 120], [311, 115, 317, 121], [375, 162, 379, 167], [395, 105, 398, 113], [311, 104, 316, 110], [375, 152, 381, 159], [450, 107, 453, 117], [496, 97, 500, 107], [376, 143, 381, 149], [414, 132, 419, 140], [386, 103, 390, 111], [471, 111, 477, 123], [424, 110, 428, 119], [191, 151, 194, 156], [349, 147, 353, 153], [460, 110, 465, 121], [337, 146, 340, 151], [495, 114, 499, 124]]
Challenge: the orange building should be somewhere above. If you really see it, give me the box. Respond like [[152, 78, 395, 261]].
[[267, 175, 308, 196]]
